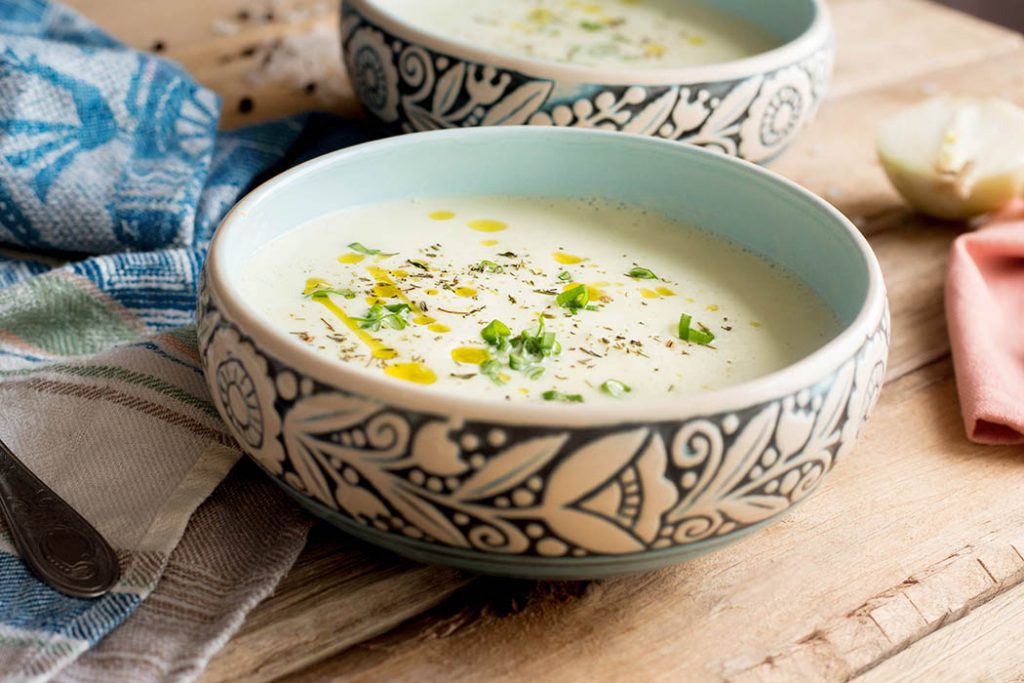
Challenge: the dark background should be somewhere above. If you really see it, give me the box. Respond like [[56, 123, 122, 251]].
[[936, 0, 1024, 31]]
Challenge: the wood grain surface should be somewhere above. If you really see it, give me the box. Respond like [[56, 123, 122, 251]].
[[62, 0, 1024, 680]]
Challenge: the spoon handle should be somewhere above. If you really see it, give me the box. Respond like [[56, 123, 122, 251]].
[[0, 437, 120, 598]]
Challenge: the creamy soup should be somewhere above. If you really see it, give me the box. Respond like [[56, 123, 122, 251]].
[[378, 0, 780, 69], [240, 197, 838, 404]]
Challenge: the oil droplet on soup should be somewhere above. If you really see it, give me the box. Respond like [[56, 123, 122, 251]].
[[468, 219, 507, 232], [338, 253, 365, 264], [430, 210, 455, 220], [384, 363, 437, 385], [454, 286, 477, 297], [552, 252, 583, 265], [481, 239, 499, 246], [373, 283, 401, 299], [451, 347, 489, 365]]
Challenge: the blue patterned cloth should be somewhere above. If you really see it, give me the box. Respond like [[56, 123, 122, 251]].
[[0, 1, 366, 678], [0, 0, 366, 326]]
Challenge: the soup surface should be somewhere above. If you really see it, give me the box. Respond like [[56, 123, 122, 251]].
[[376, 0, 780, 68], [240, 197, 838, 403]]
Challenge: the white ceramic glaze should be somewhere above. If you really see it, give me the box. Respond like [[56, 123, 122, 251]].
[[341, 0, 834, 163], [199, 128, 889, 578]]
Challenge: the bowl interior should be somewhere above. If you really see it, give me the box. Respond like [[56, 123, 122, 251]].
[[217, 128, 869, 331], [353, 0, 824, 77], [709, 0, 818, 42], [361, 0, 820, 50]]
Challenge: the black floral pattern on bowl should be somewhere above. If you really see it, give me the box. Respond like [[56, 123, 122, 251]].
[[341, 4, 833, 163], [198, 273, 889, 562]]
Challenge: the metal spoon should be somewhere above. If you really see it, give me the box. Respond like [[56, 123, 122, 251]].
[[0, 437, 120, 598]]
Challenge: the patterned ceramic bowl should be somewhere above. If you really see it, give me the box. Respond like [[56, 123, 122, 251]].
[[198, 127, 889, 579], [340, 0, 833, 163]]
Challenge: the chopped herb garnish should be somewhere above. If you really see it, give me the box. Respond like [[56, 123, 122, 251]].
[[600, 379, 632, 399], [557, 271, 573, 281], [678, 313, 715, 345], [481, 359, 508, 385], [406, 259, 430, 271], [481, 319, 512, 347], [512, 315, 561, 358], [478, 315, 561, 382], [352, 303, 411, 331], [303, 282, 356, 299], [556, 284, 589, 313], [580, 20, 604, 31], [473, 259, 504, 273], [626, 266, 660, 280], [542, 390, 584, 403], [497, 251, 518, 259], [348, 242, 397, 257]]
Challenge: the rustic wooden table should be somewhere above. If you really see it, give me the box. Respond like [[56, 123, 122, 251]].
[[65, 0, 1024, 680]]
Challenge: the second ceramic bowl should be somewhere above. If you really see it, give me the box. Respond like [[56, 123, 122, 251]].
[[341, 0, 833, 163]]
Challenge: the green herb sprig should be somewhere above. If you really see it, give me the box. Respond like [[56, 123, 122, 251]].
[[481, 319, 512, 347], [626, 266, 660, 280], [472, 259, 504, 273], [303, 282, 356, 299], [542, 390, 584, 403], [480, 359, 508, 385], [556, 284, 589, 313], [478, 315, 561, 384], [352, 303, 411, 331], [600, 379, 632, 398], [678, 313, 715, 346], [348, 242, 397, 257]]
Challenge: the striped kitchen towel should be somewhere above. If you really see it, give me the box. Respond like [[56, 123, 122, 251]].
[[0, 1, 365, 680]]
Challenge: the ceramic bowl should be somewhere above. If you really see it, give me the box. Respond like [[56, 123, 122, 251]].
[[198, 127, 889, 579], [340, 0, 833, 163]]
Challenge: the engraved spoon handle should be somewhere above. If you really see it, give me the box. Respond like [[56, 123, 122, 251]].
[[0, 437, 120, 598]]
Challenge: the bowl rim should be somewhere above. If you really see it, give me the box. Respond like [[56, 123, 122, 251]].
[[344, 0, 833, 86], [205, 127, 887, 428]]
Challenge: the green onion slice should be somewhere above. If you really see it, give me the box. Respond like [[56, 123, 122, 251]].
[[678, 313, 715, 345], [542, 390, 584, 403], [348, 242, 397, 257], [600, 379, 632, 398], [481, 319, 512, 346], [626, 266, 659, 280], [556, 284, 589, 312], [303, 282, 356, 299]]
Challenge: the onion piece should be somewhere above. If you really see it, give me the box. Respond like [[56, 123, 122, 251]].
[[876, 95, 1024, 220]]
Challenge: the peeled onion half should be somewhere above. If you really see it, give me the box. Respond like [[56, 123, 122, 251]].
[[877, 95, 1024, 220]]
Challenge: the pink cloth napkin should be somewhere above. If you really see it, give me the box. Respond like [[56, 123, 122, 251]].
[[946, 199, 1024, 445]]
